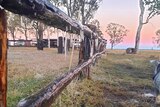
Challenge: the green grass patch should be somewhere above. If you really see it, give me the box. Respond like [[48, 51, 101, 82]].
[[7, 76, 54, 107]]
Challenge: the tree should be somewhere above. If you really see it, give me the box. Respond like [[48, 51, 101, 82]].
[[90, 19, 103, 36], [90, 19, 100, 29], [18, 16, 32, 40], [106, 23, 128, 50], [45, 27, 55, 48], [50, 0, 102, 24], [135, 0, 160, 53], [32, 21, 47, 50], [49, 0, 59, 6], [7, 12, 20, 44], [145, 0, 160, 14], [153, 29, 160, 47]]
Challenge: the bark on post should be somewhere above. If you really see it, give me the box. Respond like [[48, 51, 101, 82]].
[[78, 35, 91, 79], [58, 37, 63, 54], [87, 66, 90, 79], [0, 9, 7, 107], [78, 40, 84, 79]]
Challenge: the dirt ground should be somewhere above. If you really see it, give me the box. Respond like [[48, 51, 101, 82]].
[[92, 50, 159, 107], [8, 47, 79, 78]]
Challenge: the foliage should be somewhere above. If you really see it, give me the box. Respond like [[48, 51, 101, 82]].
[[7, 12, 33, 41], [7, 12, 20, 42], [17, 16, 32, 40], [48, 0, 59, 6], [90, 19, 100, 29], [32, 21, 47, 50], [90, 19, 103, 36], [143, 0, 160, 24], [106, 23, 128, 49], [153, 29, 160, 47], [49, 0, 102, 24]]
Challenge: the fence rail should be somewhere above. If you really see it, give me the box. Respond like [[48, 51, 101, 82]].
[[17, 49, 107, 107], [0, 0, 107, 107]]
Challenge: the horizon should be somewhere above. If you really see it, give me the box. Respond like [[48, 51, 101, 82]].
[[95, 0, 160, 50]]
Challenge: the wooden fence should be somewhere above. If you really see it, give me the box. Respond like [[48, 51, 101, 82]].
[[0, 0, 107, 107]]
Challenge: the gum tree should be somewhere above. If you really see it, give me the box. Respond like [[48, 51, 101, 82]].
[[135, 0, 160, 53], [106, 23, 128, 50]]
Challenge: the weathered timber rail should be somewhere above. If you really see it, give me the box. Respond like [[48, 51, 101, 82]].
[[0, 0, 106, 39], [0, 0, 107, 107], [17, 50, 107, 107], [0, 0, 81, 33]]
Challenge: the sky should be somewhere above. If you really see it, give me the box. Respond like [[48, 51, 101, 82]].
[[95, 0, 160, 49]]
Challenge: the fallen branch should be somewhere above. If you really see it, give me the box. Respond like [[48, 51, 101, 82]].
[[17, 49, 107, 107]]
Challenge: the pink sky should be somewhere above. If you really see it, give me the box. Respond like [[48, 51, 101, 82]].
[[95, 0, 160, 49]]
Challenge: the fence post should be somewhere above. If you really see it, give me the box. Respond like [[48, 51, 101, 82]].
[[0, 9, 7, 107], [78, 34, 91, 79], [58, 37, 63, 53]]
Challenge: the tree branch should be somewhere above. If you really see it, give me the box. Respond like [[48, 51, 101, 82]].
[[143, 9, 157, 24]]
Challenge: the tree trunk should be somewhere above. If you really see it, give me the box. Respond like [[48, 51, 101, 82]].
[[111, 43, 113, 50], [134, 0, 145, 53], [0, 9, 7, 107], [37, 22, 43, 50], [81, 0, 85, 24], [57, 28, 59, 48], [24, 29, 27, 40], [11, 30, 15, 45], [46, 27, 50, 48], [24, 23, 28, 40], [12, 35, 15, 46], [48, 34, 50, 48], [135, 23, 143, 53]]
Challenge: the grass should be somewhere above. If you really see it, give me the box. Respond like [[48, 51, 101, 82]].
[[7, 76, 54, 106], [7, 47, 78, 107], [7, 48, 160, 107], [90, 50, 159, 106]]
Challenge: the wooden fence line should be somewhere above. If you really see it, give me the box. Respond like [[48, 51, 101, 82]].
[[0, 1, 107, 107]]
